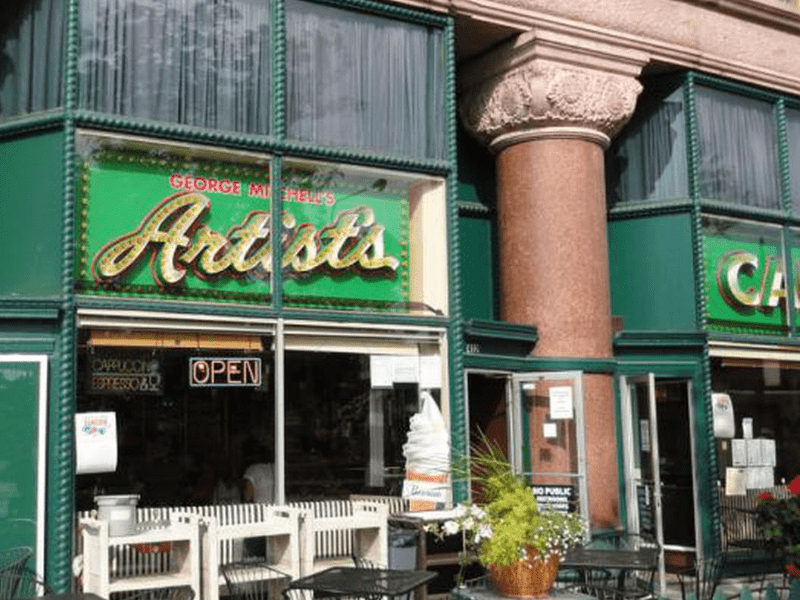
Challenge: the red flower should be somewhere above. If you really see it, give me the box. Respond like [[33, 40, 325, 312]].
[[758, 492, 776, 502]]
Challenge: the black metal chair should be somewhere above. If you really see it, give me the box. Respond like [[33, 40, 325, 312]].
[[0, 567, 54, 599], [222, 561, 290, 600], [677, 554, 726, 600]]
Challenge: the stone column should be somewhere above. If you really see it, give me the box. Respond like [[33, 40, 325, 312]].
[[459, 32, 644, 529]]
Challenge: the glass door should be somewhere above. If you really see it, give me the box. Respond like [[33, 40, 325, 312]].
[[510, 371, 588, 522], [621, 374, 699, 596]]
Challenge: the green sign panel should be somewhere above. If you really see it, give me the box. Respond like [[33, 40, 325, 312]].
[[703, 226, 790, 335], [77, 148, 408, 309], [0, 359, 45, 563]]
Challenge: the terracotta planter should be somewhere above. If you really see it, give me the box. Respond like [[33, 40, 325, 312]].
[[487, 552, 560, 599]]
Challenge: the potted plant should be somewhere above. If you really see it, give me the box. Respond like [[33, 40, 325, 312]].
[[756, 489, 800, 579], [429, 437, 587, 598]]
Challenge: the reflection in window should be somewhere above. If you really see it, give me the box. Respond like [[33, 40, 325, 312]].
[[286, 0, 445, 159], [711, 357, 800, 489], [702, 215, 788, 336], [281, 159, 449, 315], [0, 0, 65, 118], [75, 333, 274, 511], [79, 0, 271, 133], [696, 87, 780, 209], [786, 110, 800, 215], [606, 83, 688, 205], [284, 350, 439, 499]]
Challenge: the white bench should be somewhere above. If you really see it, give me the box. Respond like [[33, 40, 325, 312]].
[[77, 499, 393, 599]]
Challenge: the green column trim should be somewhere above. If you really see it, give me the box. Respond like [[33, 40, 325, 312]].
[[442, 17, 467, 505], [776, 99, 798, 337], [48, 0, 79, 591], [686, 71, 723, 557]]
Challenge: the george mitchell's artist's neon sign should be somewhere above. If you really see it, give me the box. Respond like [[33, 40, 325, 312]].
[[91, 192, 400, 289]]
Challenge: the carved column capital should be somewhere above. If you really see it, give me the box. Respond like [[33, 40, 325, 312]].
[[459, 32, 644, 151]]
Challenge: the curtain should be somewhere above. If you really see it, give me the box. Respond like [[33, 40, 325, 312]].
[[608, 86, 688, 204], [786, 109, 800, 215], [0, 0, 65, 118], [286, 0, 445, 160], [696, 86, 780, 209], [79, 0, 271, 134]]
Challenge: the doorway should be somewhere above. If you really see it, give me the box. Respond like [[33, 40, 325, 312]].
[[621, 375, 700, 594], [465, 370, 588, 521]]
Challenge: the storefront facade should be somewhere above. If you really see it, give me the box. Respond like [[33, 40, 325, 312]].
[[0, 0, 457, 590], [5, 0, 800, 593], [608, 73, 800, 579]]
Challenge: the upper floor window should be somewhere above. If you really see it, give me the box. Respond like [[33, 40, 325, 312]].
[[695, 86, 780, 210], [79, 0, 272, 134], [608, 77, 789, 214], [0, 0, 65, 119], [75, 0, 446, 160], [285, 0, 445, 159]]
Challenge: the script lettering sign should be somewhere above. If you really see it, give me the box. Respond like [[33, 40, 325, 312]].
[[77, 145, 409, 309]]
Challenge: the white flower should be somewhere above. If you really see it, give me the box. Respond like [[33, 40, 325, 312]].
[[470, 505, 487, 520], [443, 520, 460, 535], [476, 524, 492, 541]]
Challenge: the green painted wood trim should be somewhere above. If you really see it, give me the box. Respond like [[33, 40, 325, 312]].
[[457, 201, 491, 216], [687, 71, 723, 558], [272, 0, 285, 309], [0, 309, 61, 321], [76, 296, 453, 329], [272, 157, 284, 312], [0, 337, 58, 353], [463, 319, 537, 344], [776, 99, 798, 337], [443, 17, 468, 505], [692, 72, 783, 104], [75, 296, 278, 320], [708, 331, 800, 348], [301, 0, 449, 26], [613, 331, 707, 349], [608, 198, 693, 219], [48, 0, 79, 591], [698, 200, 787, 224], [73, 111, 449, 175], [272, 0, 286, 142], [0, 113, 66, 140], [463, 353, 617, 373]]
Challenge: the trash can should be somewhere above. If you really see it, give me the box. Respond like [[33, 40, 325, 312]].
[[389, 522, 419, 570], [95, 494, 140, 537]]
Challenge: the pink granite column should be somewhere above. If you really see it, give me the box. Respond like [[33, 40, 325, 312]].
[[459, 41, 643, 529]]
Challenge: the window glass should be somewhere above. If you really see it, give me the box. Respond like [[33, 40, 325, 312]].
[[702, 215, 788, 336], [286, 0, 445, 159], [284, 345, 443, 499], [0, 0, 65, 118], [281, 159, 448, 315], [711, 357, 799, 492], [79, 0, 271, 134], [696, 87, 780, 209], [75, 331, 275, 511], [606, 84, 688, 205], [786, 109, 800, 215], [75, 131, 273, 304]]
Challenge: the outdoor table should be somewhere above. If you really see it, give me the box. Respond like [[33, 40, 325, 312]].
[[560, 547, 659, 600], [451, 580, 596, 600], [561, 547, 659, 572], [284, 566, 437, 600]]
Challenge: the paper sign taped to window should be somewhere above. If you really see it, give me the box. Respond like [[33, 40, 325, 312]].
[[75, 412, 118, 474]]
